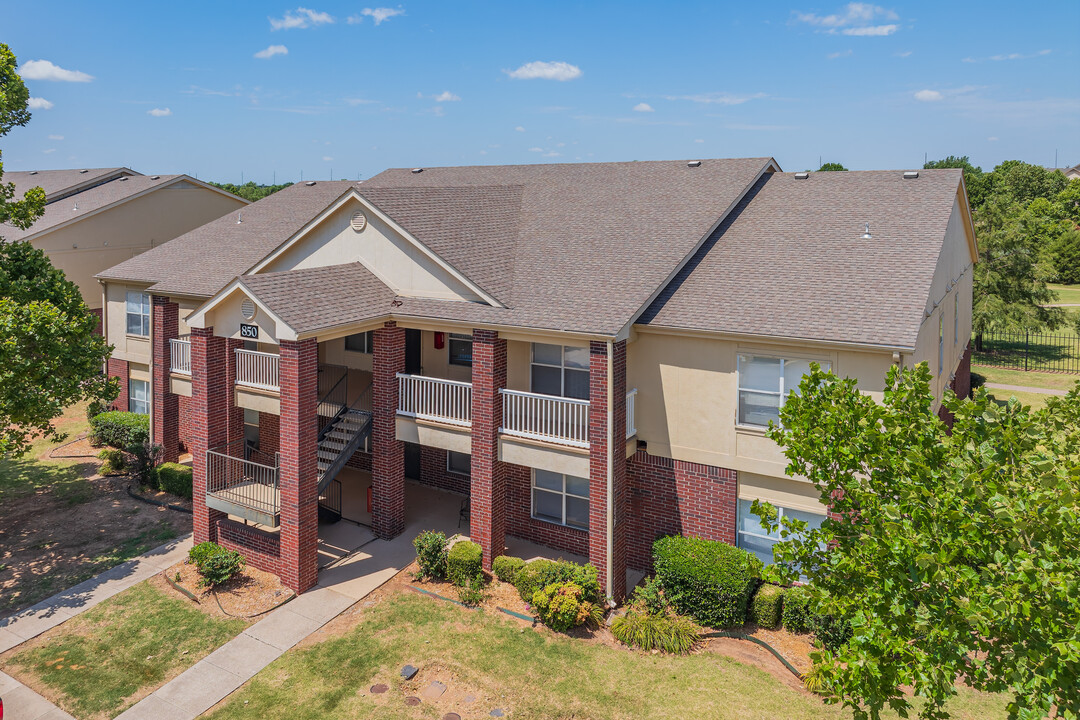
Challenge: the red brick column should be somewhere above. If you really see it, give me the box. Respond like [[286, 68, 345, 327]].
[[470, 329, 508, 570], [372, 322, 406, 539], [278, 338, 319, 593], [107, 358, 129, 411], [190, 327, 229, 545], [152, 296, 180, 463], [588, 340, 628, 601]]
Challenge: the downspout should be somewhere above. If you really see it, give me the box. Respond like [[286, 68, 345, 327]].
[[606, 339, 614, 601], [148, 297, 155, 446], [99, 279, 109, 374]]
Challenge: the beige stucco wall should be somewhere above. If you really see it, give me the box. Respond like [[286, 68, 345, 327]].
[[198, 288, 284, 344], [105, 282, 152, 364], [36, 183, 244, 310], [258, 197, 483, 303]]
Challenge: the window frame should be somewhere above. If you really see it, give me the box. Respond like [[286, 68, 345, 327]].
[[736, 498, 825, 565], [448, 333, 473, 367], [125, 291, 151, 337], [344, 331, 373, 354], [243, 408, 260, 451], [530, 469, 590, 530], [446, 450, 471, 476], [128, 378, 150, 415], [736, 354, 830, 429], [529, 343, 590, 399]]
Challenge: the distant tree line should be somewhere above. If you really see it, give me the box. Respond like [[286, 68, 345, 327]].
[[925, 156, 1080, 336], [209, 181, 293, 203]]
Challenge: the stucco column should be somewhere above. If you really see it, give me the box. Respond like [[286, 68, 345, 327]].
[[151, 295, 180, 463], [470, 329, 508, 570], [588, 340, 628, 601], [372, 322, 406, 539], [278, 338, 319, 594], [190, 327, 229, 544]]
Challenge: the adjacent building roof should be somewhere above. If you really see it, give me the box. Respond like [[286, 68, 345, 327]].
[[640, 169, 966, 348], [6, 167, 137, 202]]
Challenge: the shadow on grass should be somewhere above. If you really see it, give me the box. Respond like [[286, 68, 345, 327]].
[[0, 455, 99, 505]]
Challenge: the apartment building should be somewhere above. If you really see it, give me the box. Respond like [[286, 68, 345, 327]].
[[95, 158, 976, 598]]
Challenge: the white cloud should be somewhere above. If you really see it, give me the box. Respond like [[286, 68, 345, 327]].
[[48, 134, 64, 140], [27, 97, 54, 110], [895, 50, 912, 57], [793, 3, 899, 36], [505, 61, 582, 81], [827, 49, 853, 59], [254, 44, 289, 59], [433, 91, 461, 102], [514, 126, 526, 132], [148, 107, 172, 116], [360, 7, 404, 25], [914, 89, 943, 102], [322, 156, 333, 161], [632, 102, 654, 112], [528, 147, 543, 152], [663, 91, 766, 105], [345, 97, 380, 106], [269, 8, 334, 30], [694, 138, 704, 143], [963, 49, 1051, 63], [20, 59, 93, 82], [988, 136, 999, 141], [43, 148, 56, 154], [541, 151, 561, 157]]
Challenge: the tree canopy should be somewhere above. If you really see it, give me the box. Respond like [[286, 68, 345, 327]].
[[757, 363, 1080, 720], [818, 162, 848, 171], [208, 180, 292, 203], [0, 44, 116, 456]]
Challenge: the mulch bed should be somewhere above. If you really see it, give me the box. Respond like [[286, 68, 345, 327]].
[[161, 561, 293, 619]]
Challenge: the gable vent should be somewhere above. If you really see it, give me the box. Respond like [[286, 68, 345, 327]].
[[241, 298, 257, 320], [350, 211, 367, 232]]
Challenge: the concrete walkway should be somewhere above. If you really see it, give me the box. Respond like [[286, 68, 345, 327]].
[[0, 536, 194, 720], [985, 382, 1068, 396]]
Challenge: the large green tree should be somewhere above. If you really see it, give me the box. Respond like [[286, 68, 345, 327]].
[[0, 44, 116, 456], [755, 363, 1080, 720], [208, 180, 292, 202]]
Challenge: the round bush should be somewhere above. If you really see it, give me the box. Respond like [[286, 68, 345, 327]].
[[782, 585, 814, 633], [157, 462, 193, 500], [97, 448, 127, 475], [531, 581, 602, 632], [89, 411, 150, 449], [652, 535, 763, 628], [750, 583, 784, 629], [412, 531, 449, 580], [447, 540, 483, 586], [492, 555, 526, 584], [514, 559, 601, 605]]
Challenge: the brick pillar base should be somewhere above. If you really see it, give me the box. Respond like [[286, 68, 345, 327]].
[[279, 338, 319, 594], [372, 322, 406, 539], [588, 340, 628, 601], [470, 329, 507, 570], [191, 327, 229, 545], [152, 296, 180, 463], [107, 358, 129, 412]]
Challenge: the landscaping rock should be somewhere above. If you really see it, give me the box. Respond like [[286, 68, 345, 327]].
[[370, 683, 388, 694], [490, 710, 505, 717], [405, 696, 421, 706], [421, 681, 447, 700], [401, 664, 419, 680], [443, 714, 462, 720]]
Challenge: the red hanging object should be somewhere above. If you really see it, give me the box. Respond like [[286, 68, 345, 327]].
[[434, 332, 445, 349]]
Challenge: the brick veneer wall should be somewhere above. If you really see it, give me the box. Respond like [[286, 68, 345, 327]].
[[345, 448, 373, 472], [89, 308, 103, 336], [107, 357, 129, 411], [419, 446, 470, 495], [625, 449, 738, 572], [470, 329, 509, 569], [215, 518, 282, 576], [587, 340, 628, 599], [504, 462, 589, 557], [258, 411, 280, 457], [952, 341, 972, 400], [372, 323, 406, 539], [178, 395, 193, 454], [152, 296, 180, 463], [278, 338, 319, 593], [190, 328, 229, 545]]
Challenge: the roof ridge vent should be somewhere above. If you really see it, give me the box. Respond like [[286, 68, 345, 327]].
[[411, 168, 424, 173], [79, 169, 88, 174], [119, 176, 128, 181], [794, 171, 810, 179], [150, 175, 160, 180], [29, 171, 37, 175], [305, 181, 316, 186], [687, 160, 702, 168], [903, 170, 919, 179]]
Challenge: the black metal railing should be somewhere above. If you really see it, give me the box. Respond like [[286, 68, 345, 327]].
[[318, 478, 342, 523], [972, 331, 1080, 374], [317, 364, 349, 419], [206, 438, 281, 517]]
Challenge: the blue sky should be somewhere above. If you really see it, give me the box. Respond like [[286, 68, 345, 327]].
[[4, 1, 1079, 182]]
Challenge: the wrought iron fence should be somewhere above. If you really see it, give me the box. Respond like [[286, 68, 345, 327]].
[[971, 331, 1080, 374]]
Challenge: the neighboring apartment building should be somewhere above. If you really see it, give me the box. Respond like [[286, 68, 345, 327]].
[[3, 167, 247, 326], [95, 158, 976, 598]]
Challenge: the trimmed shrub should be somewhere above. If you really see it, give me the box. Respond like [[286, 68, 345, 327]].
[[126, 441, 161, 488], [97, 448, 127, 475], [514, 559, 602, 605], [750, 583, 784, 629], [531, 581, 604, 632], [197, 548, 245, 588], [447, 540, 483, 586], [492, 555, 526, 584], [158, 462, 193, 500], [782, 585, 814, 634], [611, 611, 701, 653], [89, 411, 149, 449], [652, 535, 763, 628], [412, 531, 449, 580], [631, 576, 669, 616]]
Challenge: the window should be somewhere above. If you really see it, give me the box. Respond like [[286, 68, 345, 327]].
[[532, 469, 589, 529], [938, 314, 944, 375], [126, 291, 150, 336], [448, 333, 473, 366], [447, 451, 471, 475], [243, 408, 260, 451], [954, 296, 959, 346], [344, 331, 373, 354], [737, 499, 824, 564], [530, 343, 589, 399], [128, 378, 149, 415], [737, 355, 830, 427]]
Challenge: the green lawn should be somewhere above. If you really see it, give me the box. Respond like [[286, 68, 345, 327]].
[[0, 403, 96, 504], [1048, 283, 1080, 305], [205, 591, 1007, 720], [973, 366, 1080, 393], [2, 582, 245, 720]]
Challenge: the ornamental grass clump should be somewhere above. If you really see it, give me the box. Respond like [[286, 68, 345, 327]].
[[611, 575, 701, 654]]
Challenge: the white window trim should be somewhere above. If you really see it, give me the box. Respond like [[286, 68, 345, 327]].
[[448, 333, 473, 367], [344, 331, 373, 354], [128, 378, 150, 415], [126, 291, 151, 338], [529, 344, 589, 399], [530, 469, 589, 530], [446, 450, 471, 476], [736, 500, 826, 563], [736, 353, 831, 429]]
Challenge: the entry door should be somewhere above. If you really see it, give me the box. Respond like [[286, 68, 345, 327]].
[[404, 442, 421, 480], [405, 329, 422, 374]]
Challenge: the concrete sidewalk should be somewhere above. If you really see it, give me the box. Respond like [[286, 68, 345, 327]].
[[985, 382, 1068, 396]]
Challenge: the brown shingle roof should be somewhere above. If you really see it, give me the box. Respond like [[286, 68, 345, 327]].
[[639, 169, 965, 348], [5, 167, 136, 202]]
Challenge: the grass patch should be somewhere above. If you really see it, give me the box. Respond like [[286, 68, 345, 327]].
[[0, 403, 94, 504], [973, 366, 1080, 393], [1049, 283, 1080, 305], [984, 387, 1052, 412], [205, 590, 1007, 720], [88, 522, 179, 573], [3, 582, 245, 720]]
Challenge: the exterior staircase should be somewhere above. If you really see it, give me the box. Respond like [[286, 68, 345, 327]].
[[314, 368, 373, 523]]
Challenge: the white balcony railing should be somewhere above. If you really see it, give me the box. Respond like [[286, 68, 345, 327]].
[[397, 373, 472, 427], [500, 389, 590, 448], [170, 338, 191, 375], [626, 388, 638, 439], [235, 348, 280, 391]]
